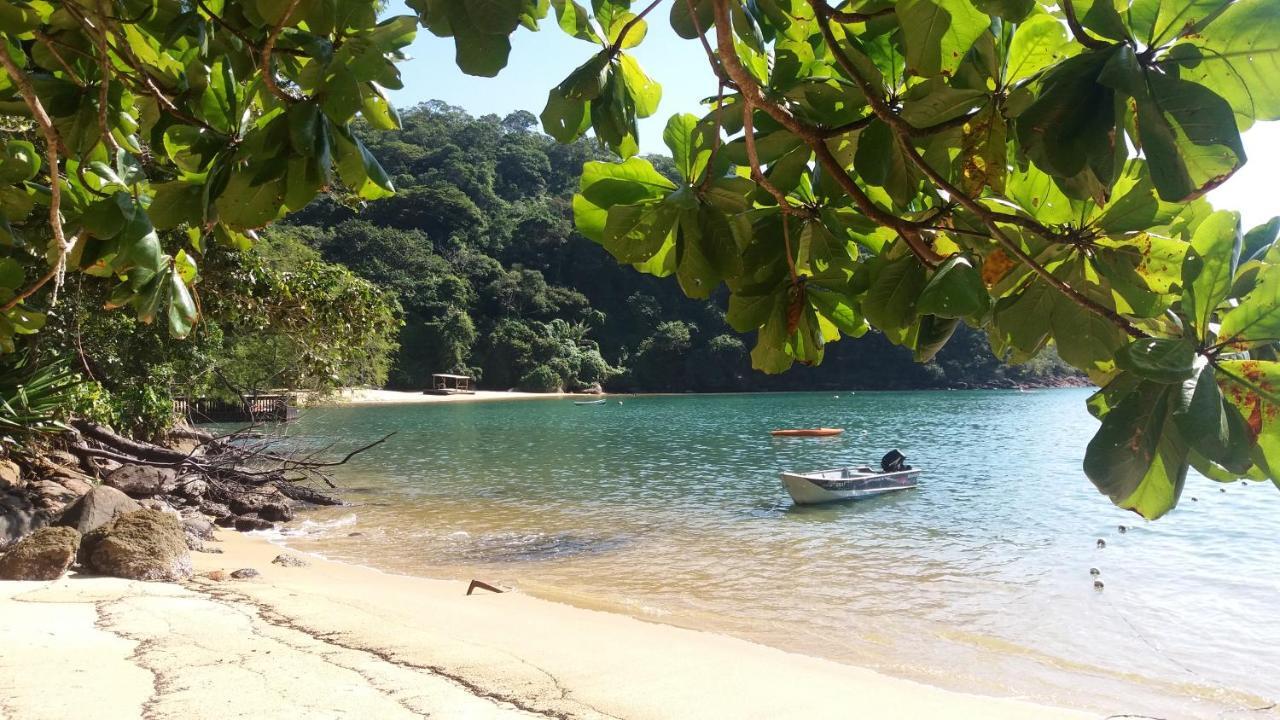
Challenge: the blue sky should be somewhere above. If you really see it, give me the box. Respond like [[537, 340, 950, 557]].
[[384, 3, 1278, 228]]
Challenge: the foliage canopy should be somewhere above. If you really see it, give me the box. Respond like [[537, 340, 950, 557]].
[[1, 0, 1279, 517]]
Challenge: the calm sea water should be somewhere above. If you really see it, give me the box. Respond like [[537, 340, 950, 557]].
[[254, 390, 1280, 718]]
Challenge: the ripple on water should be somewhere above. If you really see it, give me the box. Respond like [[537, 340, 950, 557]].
[[237, 390, 1280, 718]]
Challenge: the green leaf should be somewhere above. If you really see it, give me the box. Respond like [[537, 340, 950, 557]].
[[1016, 49, 1119, 191], [1175, 365, 1253, 473], [1217, 360, 1280, 482], [727, 284, 780, 333], [552, 0, 602, 42], [917, 255, 991, 320], [1084, 381, 1190, 519], [1004, 12, 1075, 84], [466, 0, 523, 35], [445, 0, 514, 77], [573, 157, 677, 241], [911, 314, 960, 362], [1218, 262, 1280, 349], [1114, 337, 1198, 383], [1164, 0, 1280, 130], [540, 89, 592, 143], [670, 0, 712, 40], [899, 81, 988, 128], [557, 52, 611, 101], [607, 13, 647, 49], [331, 125, 394, 200], [215, 173, 286, 230], [1100, 45, 1245, 202], [618, 54, 661, 118], [600, 201, 677, 263], [167, 267, 197, 338], [862, 252, 927, 334], [0, 140, 39, 183], [896, 0, 992, 78], [149, 181, 204, 231], [808, 286, 867, 338], [1180, 209, 1240, 340], [0, 256, 22, 289]]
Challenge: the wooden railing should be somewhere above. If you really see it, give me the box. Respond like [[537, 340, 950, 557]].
[[174, 395, 295, 423]]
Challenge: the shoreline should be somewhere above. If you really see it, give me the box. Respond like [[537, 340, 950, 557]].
[[328, 384, 1095, 407], [0, 529, 1093, 719]]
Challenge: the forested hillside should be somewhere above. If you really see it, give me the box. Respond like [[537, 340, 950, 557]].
[[284, 102, 1077, 392]]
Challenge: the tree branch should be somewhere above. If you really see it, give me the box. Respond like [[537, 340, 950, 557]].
[[261, 0, 305, 103], [809, 1, 1144, 337], [1061, 0, 1112, 50], [608, 0, 663, 58], [0, 47, 72, 307], [710, 0, 942, 266], [811, 2, 895, 24]]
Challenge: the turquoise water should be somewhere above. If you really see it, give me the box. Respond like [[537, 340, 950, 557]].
[[261, 390, 1280, 717]]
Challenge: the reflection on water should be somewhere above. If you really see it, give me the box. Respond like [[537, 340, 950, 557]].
[[244, 390, 1280, 718]]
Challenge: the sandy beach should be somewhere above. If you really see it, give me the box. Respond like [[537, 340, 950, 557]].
[[0, 530, 1094, 719], [336, 387, 592, 405]]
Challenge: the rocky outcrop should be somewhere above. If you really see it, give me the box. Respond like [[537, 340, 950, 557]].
[[0, 526, 80, 580], [105, 464, 178, 498], [56, 486, 143, 535], [271, 554, 309, 568], [80, 509, 192, 581]]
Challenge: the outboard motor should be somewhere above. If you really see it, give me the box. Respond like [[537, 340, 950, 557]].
[[881, 449, 908, 472]]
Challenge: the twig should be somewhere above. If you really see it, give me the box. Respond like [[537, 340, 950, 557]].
[[261, 0, 305, 103], [0, 49, 72, 307], [607, 0, 663, 58]]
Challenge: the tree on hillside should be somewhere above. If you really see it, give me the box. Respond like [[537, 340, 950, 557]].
[[1, 0, 1278, 518]]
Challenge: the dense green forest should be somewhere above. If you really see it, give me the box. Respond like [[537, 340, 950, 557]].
[[284, 102, 1077, 393]]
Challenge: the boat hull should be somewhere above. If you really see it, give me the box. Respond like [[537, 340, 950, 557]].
[[771, 428, 844, 437], [780, 468, 920, 505]]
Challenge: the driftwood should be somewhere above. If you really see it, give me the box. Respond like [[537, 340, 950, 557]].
[[64, 419, 394, 512]]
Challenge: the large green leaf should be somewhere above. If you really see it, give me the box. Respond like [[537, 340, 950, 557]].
[[600, 201, 677, 264], [916, 255, 991, 320], [1218, 262, 1280, 349], [1004, 12, 1075, 85], [1114, 337, 1198, 383], [1180, 209, 1240, 340], [862, 252, 927, 334], [574, 157, 677, 241], [896, 0, 992, 78], [1084, 381, 1190, 519], [1016, 49, 1119, 191], [1163, 0, 1280, 131], [1217, 360, 1280, 483], [1100, 46, 1246, 202], [1175, 365, 1253, 474]]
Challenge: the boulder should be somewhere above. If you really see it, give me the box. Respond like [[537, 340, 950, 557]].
[[229, 568, 259, 580], [0, 458, 20, 489], [43, 449, 83, 470], [1, 488, 48, 547], [181, 514, 215, 541], [257, 502, 293, 522], [271, 554, 308, 568], [50, 472, 94, 497], [233, 516, 274, 532], [0, 526, 80, 580], [198, 499, 231, 519], [174, 475, 207, 499], [79, 510, 192, 582], [138, 498, 181, 517], [105, 465, 178, 498], [214, 515, 237, 528], [56, 486, 143, 535], [30, 480, 78, 509], [227, 489, 281, 516]]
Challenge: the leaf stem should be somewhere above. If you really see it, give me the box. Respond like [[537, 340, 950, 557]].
[[262, 0, 305, 103], [1061, 0, 1112, 50]]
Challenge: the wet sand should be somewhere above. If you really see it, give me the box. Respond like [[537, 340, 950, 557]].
[[0, 530, 1092, 719]]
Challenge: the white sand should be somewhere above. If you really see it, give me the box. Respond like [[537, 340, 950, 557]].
[[0, 530, 1094, 719]]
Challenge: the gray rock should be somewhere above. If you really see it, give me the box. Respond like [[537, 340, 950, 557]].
[[196, 546, 224, 554], [105, 465, 178, 498], [227, 489, 281, 516], [30, 480, 79, 511], [174, 475, 207, 499], [181, 515, 215, 541], [138, 498, 181, 517], [1, 488, 48, 547], [79, 510, 192, 582], [56, 486, 143, 535], [198, 499, 231, 519], [43, 450, 82, 470], [233, 516, 274, 532], [0, 526, 81, 580], [51, 473, 93, 497], [257, 501, 293, 522], [229, 568, 259, 580], [271, 554, 309, 568]]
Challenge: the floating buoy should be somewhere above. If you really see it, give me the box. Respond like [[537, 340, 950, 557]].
[[1118, 525, 1127, 534], [1094, 580, 1105, 591], [1220, 487, 1227, 493], [1097, 539, 1106, 549], [1192, 497, 1199, 502], [1090, 568, 1100, 577]]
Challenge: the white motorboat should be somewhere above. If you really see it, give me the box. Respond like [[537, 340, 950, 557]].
[[780, 450, 920, 505], [573, 398, 607, 405]]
